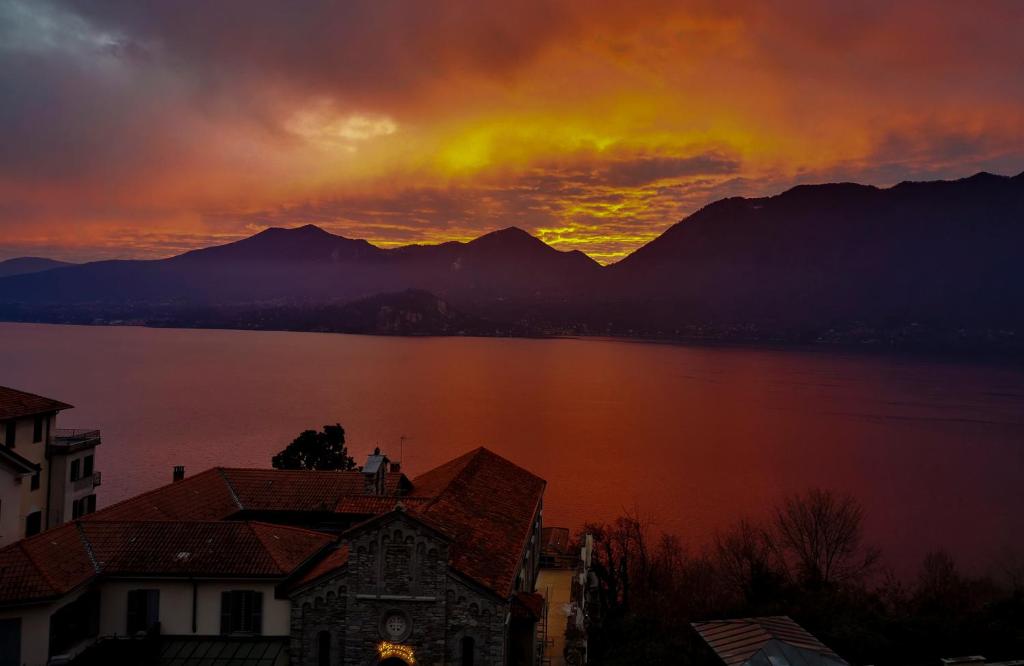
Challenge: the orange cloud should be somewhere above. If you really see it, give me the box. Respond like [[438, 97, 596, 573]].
[[1, 1, 1023, 262]]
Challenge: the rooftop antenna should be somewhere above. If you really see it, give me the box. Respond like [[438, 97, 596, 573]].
[[399, 434, 413, 467]]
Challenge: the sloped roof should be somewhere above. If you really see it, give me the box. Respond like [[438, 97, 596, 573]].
[[88, 468, 411, 522], [0, 445, 40, 474], [692, 616, 848, 666], [0, 385, 72, 421], [412, 447, 546, 597], [70, 448, 545, 601], [0, 521, 332, 605]]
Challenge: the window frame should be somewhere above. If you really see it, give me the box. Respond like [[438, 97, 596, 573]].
[[220, 590, 263, 636]]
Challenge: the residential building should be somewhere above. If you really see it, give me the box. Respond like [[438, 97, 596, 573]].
[[0, 447, 546, 666], [0, 386, 101, 547]]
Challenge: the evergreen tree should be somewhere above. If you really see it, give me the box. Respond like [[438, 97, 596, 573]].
[[271, 423, 356, 471]]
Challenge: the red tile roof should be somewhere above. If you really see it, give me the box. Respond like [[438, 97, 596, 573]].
[[412, 447, 546, 597], [0, 521, 333, 605], [87, 468, 242, 522], [72, 448, 545, 601], [87, 468, 412, 522], [691, 616, 847, 666], [0, 385, 72, 421], [0, 523, 95, 603], [0, 445, 40, 474]]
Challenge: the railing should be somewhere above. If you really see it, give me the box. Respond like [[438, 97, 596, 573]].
[[52, 429, 102, 450], [72, 472, 99, 492], [54, 428, 101, 442]]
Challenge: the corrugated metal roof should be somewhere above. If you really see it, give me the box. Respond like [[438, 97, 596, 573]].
[[691, 616, 848, 666]]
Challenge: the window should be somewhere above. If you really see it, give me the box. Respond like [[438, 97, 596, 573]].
[[30, 471, 40, 491], [25, 511, 41, 537], [71, 495, 97, 519], [70, 459, 81, 482], [126, 589, 160, 635], [33, 416, 43, 443], [83, 455, 94, 477], [461, 636, 475, 666], [49, 589, 100, 655], [317, 630, 331, 666], [4, 421, 14, 448], [220, 590, 263, 635]]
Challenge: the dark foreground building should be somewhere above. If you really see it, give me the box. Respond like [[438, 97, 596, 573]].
[[0, 447, 546, 666]]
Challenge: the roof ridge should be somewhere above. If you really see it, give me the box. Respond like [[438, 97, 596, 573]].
[[246, 522, 288, 573], [15, 540, 62, 594], [247, 520, 336, 540], [74, 521, 101, 573], [422, 447, 487, 510], [217, 468, 245, 511]]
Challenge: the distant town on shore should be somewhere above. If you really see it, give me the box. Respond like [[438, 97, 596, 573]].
[[1, 170, 1023, 354]]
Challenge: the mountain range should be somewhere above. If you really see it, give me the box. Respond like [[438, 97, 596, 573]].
[[2, 170, 1022, 350]]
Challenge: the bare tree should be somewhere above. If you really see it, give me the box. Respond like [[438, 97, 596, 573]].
[[715, 518, 786, 604], [773, 488, 879, 587], [582, 510, 650, 616]]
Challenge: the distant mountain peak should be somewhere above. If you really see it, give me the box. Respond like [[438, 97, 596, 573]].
[[0, 256, 74, 278]]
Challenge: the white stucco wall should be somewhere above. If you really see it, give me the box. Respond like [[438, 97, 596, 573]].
[[0, 466, 24, 548], [0, 585, 92, 666], [98, 580, 290, 637], [2, 580, 290, 666]]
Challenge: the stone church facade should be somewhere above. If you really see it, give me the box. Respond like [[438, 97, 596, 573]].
[[291, 509, 512, 665]]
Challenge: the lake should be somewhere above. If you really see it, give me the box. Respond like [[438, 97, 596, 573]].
[[2, 322, 1023, 575]]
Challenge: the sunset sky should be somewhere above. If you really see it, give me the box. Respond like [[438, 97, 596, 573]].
[[2, 1, 1023, 264]]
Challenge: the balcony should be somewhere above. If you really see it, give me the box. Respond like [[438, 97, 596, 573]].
[[72, 471, 101, 492], [50, 428, 102, 454]]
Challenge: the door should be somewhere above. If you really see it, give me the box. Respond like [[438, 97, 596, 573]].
[[0, 618, 20, 666]]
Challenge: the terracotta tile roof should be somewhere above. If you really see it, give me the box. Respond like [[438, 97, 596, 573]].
[[87, 468, 412, 523], [221, 468, 408, 513], [86, 468, 242, 522], [691, 616, 848, 666], [412, 447, 545, 597], [511, 591, 545, 620], [0, 523, 95, 603], [0, 521, 333, 605], [288, 543, 351, 591], [79, 448, 545, 600], [0, 445, 40, 474], [0, 385, 72, 421]]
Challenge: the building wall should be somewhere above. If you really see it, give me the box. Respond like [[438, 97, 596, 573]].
[[98, 579, 290, 637], [48, 446, 98, 526], [290, 513, 510, 666], [0, 466, 24, 547], [0, 584, 93, 666], [1, 415, 51, 542]]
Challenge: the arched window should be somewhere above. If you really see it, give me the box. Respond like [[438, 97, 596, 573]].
[[461, 636, 475, 666], [317, 630, 331, 666]]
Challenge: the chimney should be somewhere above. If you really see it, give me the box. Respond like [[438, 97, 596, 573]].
[[390, 462, 401, 474], [172, 465, 185, 483], [362, 447, 389, 495]]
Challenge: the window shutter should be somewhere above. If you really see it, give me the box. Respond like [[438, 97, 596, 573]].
[[147, 590, 160, 631], [251, 592, 263, 635], [220, 591, 231, 635]]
